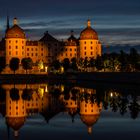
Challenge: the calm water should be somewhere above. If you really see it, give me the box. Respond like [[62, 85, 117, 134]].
[[0, 82, 140, 140]]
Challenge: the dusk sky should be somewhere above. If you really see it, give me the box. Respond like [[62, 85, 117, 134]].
[[0, 0, 140, 47]]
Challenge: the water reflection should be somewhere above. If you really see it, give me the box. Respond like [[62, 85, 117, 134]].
[[0, 83, 140, 139]]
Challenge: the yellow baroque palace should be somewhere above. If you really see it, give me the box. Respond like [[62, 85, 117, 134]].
[[1, 18, 102, 73]]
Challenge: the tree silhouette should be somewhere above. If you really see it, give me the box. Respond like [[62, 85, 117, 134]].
[[9, 57, 20, 74], [10, 88, 19, 101], [21, 57, 33, 74], [71, 57, 78, 71], [0, 57, 6, 73], [0, 87, 6, 102], [129, 96, 140, 119], [52, 60, 61, 71], [62, 58, 70, 71], [22, 88, 33, 100]]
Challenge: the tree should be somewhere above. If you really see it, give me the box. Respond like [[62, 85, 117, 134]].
[[22, 88, 33, 101], [52, 60, 61, 70], [71, 57, 78, 71], [129, 48, 139, 71], [95, 55, 104, 71], [62, 58, 70, 71], [9, 57, 20, 74], [118, 50, 129, 72], [0, 57, 6, 73], [21, 57, 33, 74], [10, 88, 19, 101]]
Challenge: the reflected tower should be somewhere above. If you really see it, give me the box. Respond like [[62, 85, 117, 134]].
[[5, 85, 26, 139], [79, 89, 102, 134]]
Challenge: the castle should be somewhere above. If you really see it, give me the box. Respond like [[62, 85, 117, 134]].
[[1, 17, 102, 72]]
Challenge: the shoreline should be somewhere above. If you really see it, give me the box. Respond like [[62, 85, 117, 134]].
[[0, 72, 140, 85]]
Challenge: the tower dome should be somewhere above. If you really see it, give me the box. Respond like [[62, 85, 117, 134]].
[[81, 114, 100, 134], [6, 117, 26, 130], [80, 19, 98, 40], [5, 18, 26, 39]]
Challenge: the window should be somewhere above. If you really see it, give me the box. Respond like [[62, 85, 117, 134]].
[[91, 52, 93, 55], [41, 53, 43, 56], [22, 46, 24, 49], [9, 40, 11, 43], [84, 41, 86, 44], [36, 48, 38, 51], [36, 53, 38, 56], [16, 46, 18, 49], [16, 40, 18, 43], [70, 48, 72, 51], [65, 48, 67, 51], [75, 49, 76, 51], [22, 52, 24, 55], [16, 51, 18, 55], [9, 46, 11, 49], [85, 52, 86, 55], [84, 47, 86, 50], [91, 46, 93, 50], [27, 48, 29, 51], [91, 41, 93, 44], [27, 53, 29, 56], [31, 48, 33, 51], [70, 53, 72, 57], [32, 53, 33, 56], [41, 48, 43, 51], [22, 41, 24, 44], [66, 53, 67, 56]]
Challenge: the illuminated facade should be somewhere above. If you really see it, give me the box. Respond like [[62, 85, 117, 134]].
[[3, 18, 102, 72], [80, 19, 102, 59]]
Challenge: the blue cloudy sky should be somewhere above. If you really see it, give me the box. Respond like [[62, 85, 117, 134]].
[[0, 0, 140, 48]]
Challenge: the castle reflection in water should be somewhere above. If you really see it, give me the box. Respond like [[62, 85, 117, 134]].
[[0, 83, 139, 139]]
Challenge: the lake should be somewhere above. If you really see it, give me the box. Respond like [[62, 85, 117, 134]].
[[0, 81, 140, 140]]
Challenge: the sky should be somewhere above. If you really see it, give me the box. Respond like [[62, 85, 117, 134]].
[[0, 0, 140, 48]]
